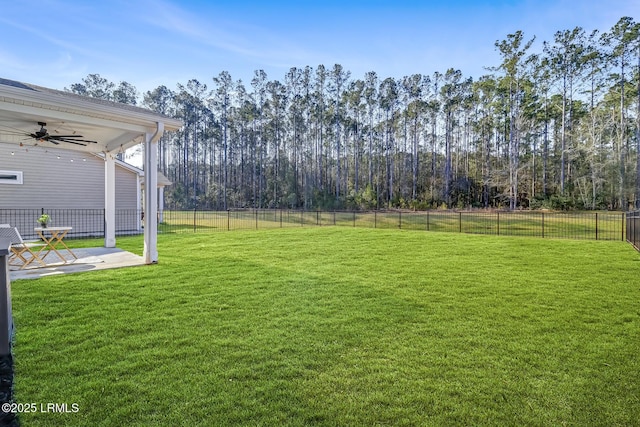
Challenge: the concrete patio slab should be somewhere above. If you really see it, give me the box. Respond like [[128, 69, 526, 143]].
[[9, 247, 146, 280]]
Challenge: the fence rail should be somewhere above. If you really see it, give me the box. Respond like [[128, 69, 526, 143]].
[[159, 209, 626, 242], [0, 208, 630, 244]]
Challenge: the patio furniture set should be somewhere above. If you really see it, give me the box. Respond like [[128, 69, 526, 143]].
[[0, 225, 77, 270]]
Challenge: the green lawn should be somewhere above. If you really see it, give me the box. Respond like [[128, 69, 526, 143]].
[[10, 228, 640, 426]]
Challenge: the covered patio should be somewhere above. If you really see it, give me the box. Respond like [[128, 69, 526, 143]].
[[9, 246, 145, 280], [0, 78, 182, 265]]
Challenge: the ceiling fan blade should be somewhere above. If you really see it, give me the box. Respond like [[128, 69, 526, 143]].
[[53, 138, 87, 146], [51, 134, 97, 143], [56, 138, 97, 144], [0, 122, 98, 146]]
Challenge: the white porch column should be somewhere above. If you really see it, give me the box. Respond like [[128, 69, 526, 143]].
[[136, 174, 142, 232], [143, 123, 162, 264], [104, 154, 116, 248]]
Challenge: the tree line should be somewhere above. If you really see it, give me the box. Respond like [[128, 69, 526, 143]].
[[68, 17, 640, 211]]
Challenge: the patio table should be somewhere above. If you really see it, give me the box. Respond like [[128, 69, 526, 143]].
[[35, 227, 77, 263]]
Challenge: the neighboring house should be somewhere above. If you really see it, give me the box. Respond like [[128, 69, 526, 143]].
[[0, 141, 164, 238]]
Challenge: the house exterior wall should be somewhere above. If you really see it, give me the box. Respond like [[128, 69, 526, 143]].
[[0, 143, 141, 237], [115, 162, 140, 233], [0, 143, 105, 209]]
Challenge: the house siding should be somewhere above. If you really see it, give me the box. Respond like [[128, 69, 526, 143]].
[[0, 143, 141, 237], [115, 165, 140, 232], [115, 166, 137, 210], [0, 143, 105, 209]]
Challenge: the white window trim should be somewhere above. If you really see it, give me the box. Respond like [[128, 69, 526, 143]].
[[0, 170, 23, 185]]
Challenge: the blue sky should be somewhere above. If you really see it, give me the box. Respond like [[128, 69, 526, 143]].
[[1, 0, 637, 95]]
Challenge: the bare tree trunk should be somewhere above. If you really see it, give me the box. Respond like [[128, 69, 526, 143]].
[[635, 50, 640, 209], [444, 109, 452, 207], [483, 120, 491, 208], [543, 115, 548, 197], [412, 114, 419, 201]]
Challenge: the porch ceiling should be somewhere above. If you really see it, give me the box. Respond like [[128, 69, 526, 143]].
[[0, 78, 181, 154]]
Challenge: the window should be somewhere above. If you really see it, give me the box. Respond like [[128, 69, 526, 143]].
[[0, 170, 23, 184]]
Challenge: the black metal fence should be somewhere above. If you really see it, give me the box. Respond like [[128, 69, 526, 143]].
[[159, 209, 626, 242], [626, 210, 640, 250], [0, 209, 142, 240], [0, 208, 631, 244]]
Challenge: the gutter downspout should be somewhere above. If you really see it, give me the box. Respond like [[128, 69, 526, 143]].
[[143, 122, 164, 264], [149, 121, 165, 145]]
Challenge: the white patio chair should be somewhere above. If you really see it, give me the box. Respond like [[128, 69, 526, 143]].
[[0, 227, 46, 269]]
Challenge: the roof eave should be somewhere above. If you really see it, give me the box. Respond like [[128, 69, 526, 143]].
[[0, 82, 182, 132]]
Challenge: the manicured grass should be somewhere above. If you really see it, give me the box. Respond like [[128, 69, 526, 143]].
[[10, 228, 640, 426]]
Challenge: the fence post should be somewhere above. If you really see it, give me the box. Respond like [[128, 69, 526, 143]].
[[426, 211, 430, 231], [227, 210, 230, 231], [317, 211, 320, 226], [353, 211, 356, 227], [622, 212, 625, 241], [374, 211, 377, 229], [193, 208, 197, 233], [625, 212, 628, 244], [541, 212, 544, 238], [497, 212, 500, 236], [595, 213, 598, 240], [399, 211, 402, 229], [280, 210, 283, 228], [333, 211, 336, 226], [459, 212, 462, 233], [255, 209, 259, 230]]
